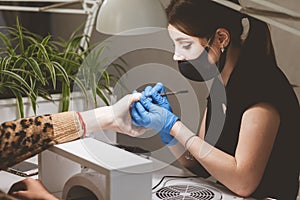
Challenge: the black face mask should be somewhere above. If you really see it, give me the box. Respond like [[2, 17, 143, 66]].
[[178, 46, 226, 82]]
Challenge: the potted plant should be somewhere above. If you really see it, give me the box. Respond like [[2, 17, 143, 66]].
[[0, 18, 126, 118]]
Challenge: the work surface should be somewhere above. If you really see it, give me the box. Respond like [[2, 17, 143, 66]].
[[0, 138, 258, 199]]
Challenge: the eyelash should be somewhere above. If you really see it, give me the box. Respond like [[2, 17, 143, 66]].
[[182, 43, 192, 50]]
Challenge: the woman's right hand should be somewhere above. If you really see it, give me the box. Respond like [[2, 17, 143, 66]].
[[131, 94, 179, 146], [143, 82, 173, 112], [8, 178, 58, 200]]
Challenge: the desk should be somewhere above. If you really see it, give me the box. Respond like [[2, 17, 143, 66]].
[[0, 144, 258, 200], [40, 138, 152, 200]]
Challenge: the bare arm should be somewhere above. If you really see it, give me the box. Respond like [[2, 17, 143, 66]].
[[0, 93, 143, 170], [169, 108, 210, 177], [170, 103, 280, 197]]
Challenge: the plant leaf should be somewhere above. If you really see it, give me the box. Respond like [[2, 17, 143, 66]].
[[0, 32, 12, 50], [36, 43, 50, 61], [0, 70, 35, 96], [70, 76, 88, 106], [28, 57, 46, 85], [16, 17, 24, 55], [110, 63, 127, 77], [41, 35, 51, 46], [1, 56, 12, 70], [12, 90, 24, 118], [61, 82, 70, 112], [96, 86, 109, 106], [30, 94, 37, 115], [43, 62, 56, 89], [51, 61, 70, 86], [90, 72, 97, 107]]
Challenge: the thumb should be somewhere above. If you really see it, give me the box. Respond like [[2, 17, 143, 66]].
[[131, 92, 142, 102], [12, 191, 30, 200]]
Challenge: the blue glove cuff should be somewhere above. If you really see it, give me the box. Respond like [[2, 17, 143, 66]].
[[159, 115, 180, 146], [165, 114, 180, 133], [165, 137, 178, 146]]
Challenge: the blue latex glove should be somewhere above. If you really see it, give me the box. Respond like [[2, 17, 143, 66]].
[[144, 83, 173, 112], [131, 94, 179, 146]]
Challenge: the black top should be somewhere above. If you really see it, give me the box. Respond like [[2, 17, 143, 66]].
[[205, 57, 300, 199]]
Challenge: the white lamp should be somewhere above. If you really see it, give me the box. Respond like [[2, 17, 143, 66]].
[[96, 0, 168, 35], [0, 0, 168, 47]]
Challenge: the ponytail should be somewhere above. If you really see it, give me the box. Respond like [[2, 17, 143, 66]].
[[226, 0, 276, 65], [240, 16, 277, 66]]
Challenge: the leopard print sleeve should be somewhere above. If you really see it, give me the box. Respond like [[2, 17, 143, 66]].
[[0, 111, 83, 170]]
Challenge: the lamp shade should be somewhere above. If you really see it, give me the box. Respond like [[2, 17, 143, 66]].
[[96, 0, 168, 35]]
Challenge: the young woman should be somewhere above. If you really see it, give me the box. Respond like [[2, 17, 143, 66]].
[[131, 0, 300, 199], [0, 93, 145, 200]]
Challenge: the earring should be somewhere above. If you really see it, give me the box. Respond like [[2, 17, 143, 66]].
[[221, 47, 225, 53]]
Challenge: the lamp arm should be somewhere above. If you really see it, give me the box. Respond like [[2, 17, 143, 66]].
[[0, 0, 86, 14], [80, 0, 103, 51], [0, 0, 103, 50], [39, 0, 82, 11]]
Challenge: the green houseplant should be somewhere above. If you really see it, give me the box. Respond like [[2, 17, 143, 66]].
[[0, 18, 126, 117]]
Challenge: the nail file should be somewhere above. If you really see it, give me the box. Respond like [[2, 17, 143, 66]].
[[160, 90, 189, 96]]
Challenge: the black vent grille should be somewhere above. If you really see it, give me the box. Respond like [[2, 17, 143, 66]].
[[155, 184, 222, 200]]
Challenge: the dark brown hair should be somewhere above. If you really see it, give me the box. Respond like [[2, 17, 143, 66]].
[[166, 0, 276, 64]]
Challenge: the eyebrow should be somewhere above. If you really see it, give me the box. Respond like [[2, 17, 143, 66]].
[[175, 37, 191, 42]]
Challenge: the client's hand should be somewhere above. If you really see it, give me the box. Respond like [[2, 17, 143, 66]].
[[108, 93, 148, 137], [80, 93, 147, 137], [131, 94, 179, 146], [8, 178, 58, 200]]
